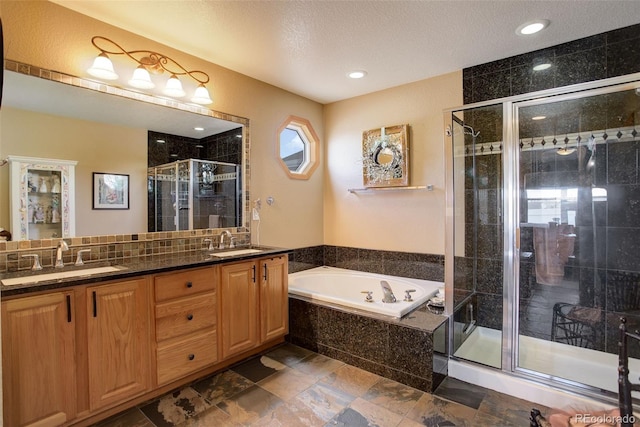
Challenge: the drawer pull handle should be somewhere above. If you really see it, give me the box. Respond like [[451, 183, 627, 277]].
[[186, 281, 193, 288], [188, 354, 195, 361], [187, 314, 193, 321]]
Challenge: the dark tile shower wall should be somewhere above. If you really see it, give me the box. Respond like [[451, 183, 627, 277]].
[[463, 23, 640, 105], [148, 128, 243, 167], [462, 23, 640, 356]]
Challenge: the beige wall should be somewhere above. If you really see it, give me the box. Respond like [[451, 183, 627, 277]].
[[0, 107, 147, 236], [0, 1, 325, 248], [323, 72, 463, 255]]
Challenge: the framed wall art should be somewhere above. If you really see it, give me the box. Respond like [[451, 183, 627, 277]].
[[92, 172, 129, 210], [362, 124, 409, 188]]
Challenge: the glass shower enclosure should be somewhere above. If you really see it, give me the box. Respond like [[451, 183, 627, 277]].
[[446, 75, 640, 402], [148, 158, 240, 231]]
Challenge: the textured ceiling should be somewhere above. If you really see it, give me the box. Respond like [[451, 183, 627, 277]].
[[49, 1, 640, 104]]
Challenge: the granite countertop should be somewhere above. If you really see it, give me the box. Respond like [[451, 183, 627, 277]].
[[0, 246, 291, 297]]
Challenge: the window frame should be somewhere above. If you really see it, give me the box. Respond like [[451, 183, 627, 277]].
[[276, 115, 319, 180]]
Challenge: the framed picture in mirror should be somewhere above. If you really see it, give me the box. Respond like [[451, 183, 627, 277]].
[[93, 172, 130, 210], [362, 124, 409, 188]]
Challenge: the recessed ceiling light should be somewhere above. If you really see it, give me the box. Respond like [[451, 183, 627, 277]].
[[170, 153, 178, 157], [194, 127, 204, 131], [156, 139, 166, 143], [532, 116, 546, 121], [195, 144, 204, 148], [347, 70, 367, 79], [517, 20, 549, 35], [533, 63, 552, 71]]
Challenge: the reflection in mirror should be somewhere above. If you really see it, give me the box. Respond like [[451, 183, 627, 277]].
[[0, 62, 249, 240]]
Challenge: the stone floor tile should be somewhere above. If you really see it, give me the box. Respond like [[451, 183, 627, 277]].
[[295, 382, 355, 421], [292, 353, 345, 380], [257, 366, 317, 401], [406, 393, 477, 427], [476, 389, 545, 425], [251, 399, 326, 427], [217, 385, 284, 425], [191, 370, 254, 405], [362, 377, 424, 416], [265, 343, 315, 367], [320, 364, 381, 397], [432, 376, 487, 409], [178, 405, 242, 427], [231, 355, 287, 383], [139, 387, 211, 427], [345, 397, 404, 427]]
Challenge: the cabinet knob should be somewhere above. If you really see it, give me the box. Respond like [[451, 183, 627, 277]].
[[188, 354, 195, 361], [187, 314, 193, 321], [186, 282, 193, 288]]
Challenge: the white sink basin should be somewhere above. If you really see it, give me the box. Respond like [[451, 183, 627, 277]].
[[1, 266, 127, 287], [210, 248, 263, 258]]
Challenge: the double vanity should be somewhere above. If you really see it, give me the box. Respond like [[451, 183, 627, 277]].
[[1, 246, 290, 427]]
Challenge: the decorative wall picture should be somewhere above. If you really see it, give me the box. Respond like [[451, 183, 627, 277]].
[[362, 124, 409, 188], [92, 172, 129, 210]]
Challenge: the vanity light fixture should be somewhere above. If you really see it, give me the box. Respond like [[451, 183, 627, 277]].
[[87, 36, 213, 104], [516, 20, 549, 36]]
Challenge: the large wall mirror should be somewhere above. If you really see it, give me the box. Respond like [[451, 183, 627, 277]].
[[0, 61, 250, 241]]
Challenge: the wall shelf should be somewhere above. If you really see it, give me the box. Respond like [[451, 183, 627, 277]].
[[347, 185, 432, 194]]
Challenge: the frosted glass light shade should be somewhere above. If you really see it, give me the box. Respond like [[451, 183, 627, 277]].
[[129, 66, 155, 89], [191, 84, 213, 104], [87, 53, 118, 80], [164, 74, 186, 97]]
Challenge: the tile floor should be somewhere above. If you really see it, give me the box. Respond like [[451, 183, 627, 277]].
[[95, 343, 546, 427]]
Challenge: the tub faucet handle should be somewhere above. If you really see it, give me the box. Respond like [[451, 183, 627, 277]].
[[404, 289, 416, 302], [361, 291, 374, 302]]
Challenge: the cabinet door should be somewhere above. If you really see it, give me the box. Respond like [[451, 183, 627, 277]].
[[87, 278, 151, 410], [2, 292, 76, 427], [259, 256, 288, 343], [220, 261, 258, 359]]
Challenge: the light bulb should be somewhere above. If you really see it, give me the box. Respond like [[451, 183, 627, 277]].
[[191, 84, 213, 104], [164, 74, 186, 97], [129, 65, 155, 89], [87, 53, 118, 80]]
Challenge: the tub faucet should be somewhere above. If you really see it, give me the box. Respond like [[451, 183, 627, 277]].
[[218, 230, 233, 249], [380, 280, 397, 303], [55, 240, 69, 268]]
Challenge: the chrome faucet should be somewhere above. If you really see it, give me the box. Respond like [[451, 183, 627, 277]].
[[55, 240, 69, 268], [218, 230, 233, 249], [380, 280, 397, 303]]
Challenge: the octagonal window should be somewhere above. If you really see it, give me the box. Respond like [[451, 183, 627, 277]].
[[277, 115, 319, 180]]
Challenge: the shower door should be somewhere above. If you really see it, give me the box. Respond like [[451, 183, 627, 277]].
[[513, 82, 640, 393], [449, 104, 504, 369]]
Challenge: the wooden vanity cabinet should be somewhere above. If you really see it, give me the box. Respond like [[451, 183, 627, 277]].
[[220, 255, 288, 359], [2, 291, 77, 427], [153, 267, 219, 386], [86, 278, 151, 411]]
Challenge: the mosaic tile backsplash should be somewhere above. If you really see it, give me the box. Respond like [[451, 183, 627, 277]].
[[0, 228, 250, 273]]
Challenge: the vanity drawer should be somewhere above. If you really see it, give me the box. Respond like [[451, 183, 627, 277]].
[[155, 292, 217, 342], [156, 330, 218, 385], [154, 267, 217, 302]]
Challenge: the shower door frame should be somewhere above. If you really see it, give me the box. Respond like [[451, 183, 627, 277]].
[[445, 71, 640, 401]]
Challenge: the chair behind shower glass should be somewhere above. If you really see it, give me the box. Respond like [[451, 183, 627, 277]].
[[618, 317, 640, 427]]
